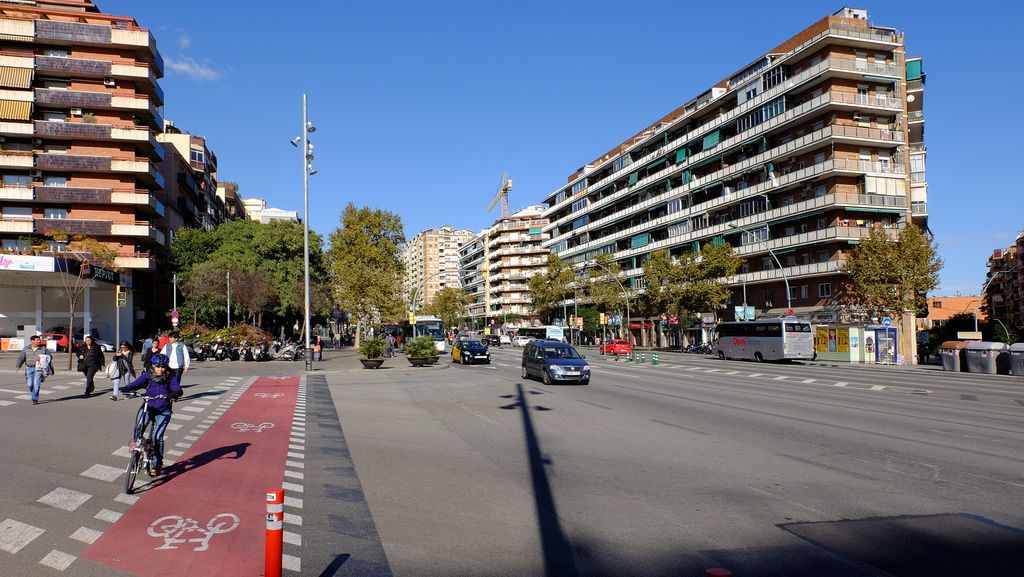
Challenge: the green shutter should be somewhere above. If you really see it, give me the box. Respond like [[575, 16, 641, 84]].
[[630, 233, 650, 248], [765, 161, 774, 174], [712, 235, 725, 247], [665, 178, 672, 191], [529, 227, 541, 234], [702, 130, 720, 150], [683, 170, 691, 184], [905, 60, 922, 81], [674, 147, 689, 164], [628, 172, 638, 186]]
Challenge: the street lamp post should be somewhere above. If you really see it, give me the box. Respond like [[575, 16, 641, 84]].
[[728, 222, 791, 313], [292, 94, 316, 369]]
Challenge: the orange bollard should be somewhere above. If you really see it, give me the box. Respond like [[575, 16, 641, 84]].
[[705, 569, 732, 577], [266, 489, 284, 577]]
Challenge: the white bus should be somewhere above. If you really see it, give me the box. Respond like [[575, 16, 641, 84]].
[[403, 315, 447, 352], [713, 319, 814, 362], [516, 325, 565, 343]]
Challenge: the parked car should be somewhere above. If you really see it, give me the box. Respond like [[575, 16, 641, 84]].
[[499, 334, 512, 345], [513, 335, 532, 347], [451, 339, 491, 365], [39, 332, 70, 352], [600, 339, 632, 355], [521, 340, 590, 385], [482, 335, 502, 347]]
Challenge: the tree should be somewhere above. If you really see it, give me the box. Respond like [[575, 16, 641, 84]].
[[422, 287, 469, 330], [231, 269, 278, 326], [49, 232, 118, 369], [644, 243, 741, 344], [527, 253, 575, 324], [845, 223, 942, 330], [179, 264, 228, 327], [327, 203, 405, 345]]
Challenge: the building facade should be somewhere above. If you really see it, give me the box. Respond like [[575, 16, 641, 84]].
[[459, 206, 549, 330], [240, 197, 297, 224], [402, 224, 475, 311], [983, 233, 1024, 329], [916, 296, 986, 332], [0, 0, 165, 343], [539, 7, 925, 355]]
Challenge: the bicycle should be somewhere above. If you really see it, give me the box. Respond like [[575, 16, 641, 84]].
[[124, 393, 167, 494]]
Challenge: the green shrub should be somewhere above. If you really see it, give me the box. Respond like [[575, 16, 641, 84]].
[[359, 337, 386, 359], [404, 335, 437, 358]]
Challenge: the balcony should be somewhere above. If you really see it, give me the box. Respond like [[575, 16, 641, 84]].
[[907, 79, 924, 92], [35, 88, 111, 108], [35, 55, 112, 78], [110, 158, 164, 188], [111, 222, 164, 245], [110, 63, 164, 105], [725, 259, 846, 286], [110, 191, 165, 216], [911, 201, 928, 216], [910, 172, 926, 185], [34, 218, 111, 236], [0, 218, 33, 233], [0, 186, 32, 200], [0, 120, 33, 137], [111, 126, 163, 161], [0, 150, 33, 168], [114, 253, 156, 270], [36, 154, 110, 172], [110, 94, 162, 128], [35, 120, 111, 140], [908, 110, 924, 123]]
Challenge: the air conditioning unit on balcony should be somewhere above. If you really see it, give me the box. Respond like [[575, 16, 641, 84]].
[[803, 182, 813, 191], [32, 137, 43, 145], [852, 112, 863, 120], [70, 108, 83, 116], [30, 170, 43, 179], [103, 78, 115, 87]]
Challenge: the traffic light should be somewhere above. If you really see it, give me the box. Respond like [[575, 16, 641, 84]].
[[599, 313, 607, 325], [116, 285, 127, 307]]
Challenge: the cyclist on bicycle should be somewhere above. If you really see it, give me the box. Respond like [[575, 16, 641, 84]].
[[120, 353, 183, 476]]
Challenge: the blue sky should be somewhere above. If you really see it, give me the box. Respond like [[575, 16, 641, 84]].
[[102, 0, 1022, 296]]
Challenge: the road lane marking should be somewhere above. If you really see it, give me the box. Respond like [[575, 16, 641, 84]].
[[749, 373, 763, 377], [38, 488, 91, 511], [834, 381, 849, 386], [70, 527, 103, 545], [94, 509, 122, 523], [802, 378, 817, 383], [80, 464, 124, 483], [0, 518, 45, 553], [773, 376, 787, 381], [869, 385, 886, 391], [725, 371, 740, 375], [39, 549, 76, 571]]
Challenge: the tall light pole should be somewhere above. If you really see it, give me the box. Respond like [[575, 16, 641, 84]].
[[728, 222, 791, 312], [292, 94, 316, 369], [586, 259, 631, 343]]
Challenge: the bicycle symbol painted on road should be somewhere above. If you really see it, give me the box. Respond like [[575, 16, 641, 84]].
[[231, 422, 274, 433], [147, 513, 239, 551], [255, 393, 284, 399]]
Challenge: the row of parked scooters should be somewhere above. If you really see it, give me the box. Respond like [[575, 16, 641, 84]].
[[188, 338, 305, 362]]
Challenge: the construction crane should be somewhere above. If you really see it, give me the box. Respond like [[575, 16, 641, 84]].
[[488, 172, 513, 219]]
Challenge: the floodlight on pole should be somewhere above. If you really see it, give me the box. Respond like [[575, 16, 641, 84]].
[[728, 222, 791, 312]]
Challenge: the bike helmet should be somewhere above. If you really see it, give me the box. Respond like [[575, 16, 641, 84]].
[[150, 353, 170, 367]]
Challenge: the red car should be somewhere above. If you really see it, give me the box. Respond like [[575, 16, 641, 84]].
[[600, 339, 631, 355], [39, 332, 69, 352]]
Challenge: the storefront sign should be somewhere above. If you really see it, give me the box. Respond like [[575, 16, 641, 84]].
[[0, 255, 55, 272]]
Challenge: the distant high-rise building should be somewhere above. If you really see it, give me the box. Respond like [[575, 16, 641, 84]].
[[403, 225, 475, 311], [983, 232, 1024, 328], [539, 7, 926, 350], [459, 206, 550, 329], [240, 197, 298, 223]]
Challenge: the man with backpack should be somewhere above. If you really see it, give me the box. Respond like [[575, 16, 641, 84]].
[[160, 331, 190, 384]]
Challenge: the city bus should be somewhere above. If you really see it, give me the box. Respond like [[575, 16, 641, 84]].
[[713, 319, 814, 362], [402, 315, 447, 352], [516, 325, 565, 343]]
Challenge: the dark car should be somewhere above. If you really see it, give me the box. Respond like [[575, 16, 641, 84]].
[[452, 339, 490, 365], [521, 340, 590, 385], [482, 335, 502, 347]]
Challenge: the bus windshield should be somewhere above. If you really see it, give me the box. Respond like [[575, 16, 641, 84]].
[[418, 322, 444, 340]]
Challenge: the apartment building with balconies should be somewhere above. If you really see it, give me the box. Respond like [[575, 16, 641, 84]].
[[402, 224, 475, 311], [983, 232, 1024, 329], [459, 205, 550, 330], [540, 8, 925, 343], [0, 0, 165, 343]]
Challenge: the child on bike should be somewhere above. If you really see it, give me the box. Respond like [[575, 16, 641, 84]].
[[119, 353, 182, 476]]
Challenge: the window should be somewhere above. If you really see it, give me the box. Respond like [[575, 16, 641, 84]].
[[571, 198, 588, 212], [763, 288, 775, 305], [666, 198, 682, 215], [818, 251, 830, 263], [190, 148, 205, 165], [612, 155, 632, 172], [934, 301, 942, 309], [41, 110, 66, 122], [817, 218, 827, 230], [43, 176, 67, 187], [44, 208, 67, 219], [763, 65, 786, 90], [800, 285, 809, 299], [2, 206, 32, 219], [45, 48, 68, 57], [789, 286, 799, 301], [818, 283, 832, 298], [2, 238, 31, 251], [2, 174, 30, 187], [4, 141, 31, 151], [571, 179, 587, 194], [44, 143, 67, 154]]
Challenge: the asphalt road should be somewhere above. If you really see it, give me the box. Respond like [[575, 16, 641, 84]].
[[1, 349, 1022, 576]]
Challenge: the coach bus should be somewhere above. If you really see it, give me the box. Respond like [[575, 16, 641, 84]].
[[516, 325, 565, 343], [713, 318, 814, 362], [401, 315, 447, 352]]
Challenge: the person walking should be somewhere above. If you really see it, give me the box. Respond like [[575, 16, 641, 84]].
[[78, 335, 104, 396], [160, 331, 190, 384], [385, 333, 395, 358], [110, 340, 136, 401], [15, 335, 47, 405], [141, 338, 161, 373]]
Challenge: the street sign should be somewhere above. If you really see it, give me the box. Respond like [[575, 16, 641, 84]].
[[882, 317, 892, 327], [171, 309, 179, 318], [171, 317, 179, 327], [786, 308, 794, 317]]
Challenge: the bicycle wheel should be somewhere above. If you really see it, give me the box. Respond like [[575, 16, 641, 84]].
[[124, 450, 141, 494]]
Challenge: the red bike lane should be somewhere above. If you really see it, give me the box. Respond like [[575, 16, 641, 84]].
[[82, 375, 299, 577]]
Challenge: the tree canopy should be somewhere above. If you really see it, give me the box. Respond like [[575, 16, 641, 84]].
[[527, 253, 575, 323], [422, 287, 469, 330], [844, 224, 942, 323], [327, 203, 405, 333], [643, 243, 741, 325]]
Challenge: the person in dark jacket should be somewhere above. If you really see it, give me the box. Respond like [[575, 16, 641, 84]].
[[77, 335, 105, 396], [110, 340, 136, 401], [121, 353, 182, 476], [141, 338, 161, 373]]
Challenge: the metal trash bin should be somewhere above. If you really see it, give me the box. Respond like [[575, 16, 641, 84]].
[[938, 341, 967, 372], [1010, 343, 1024, 376], [964, 341, 1010, 374]]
